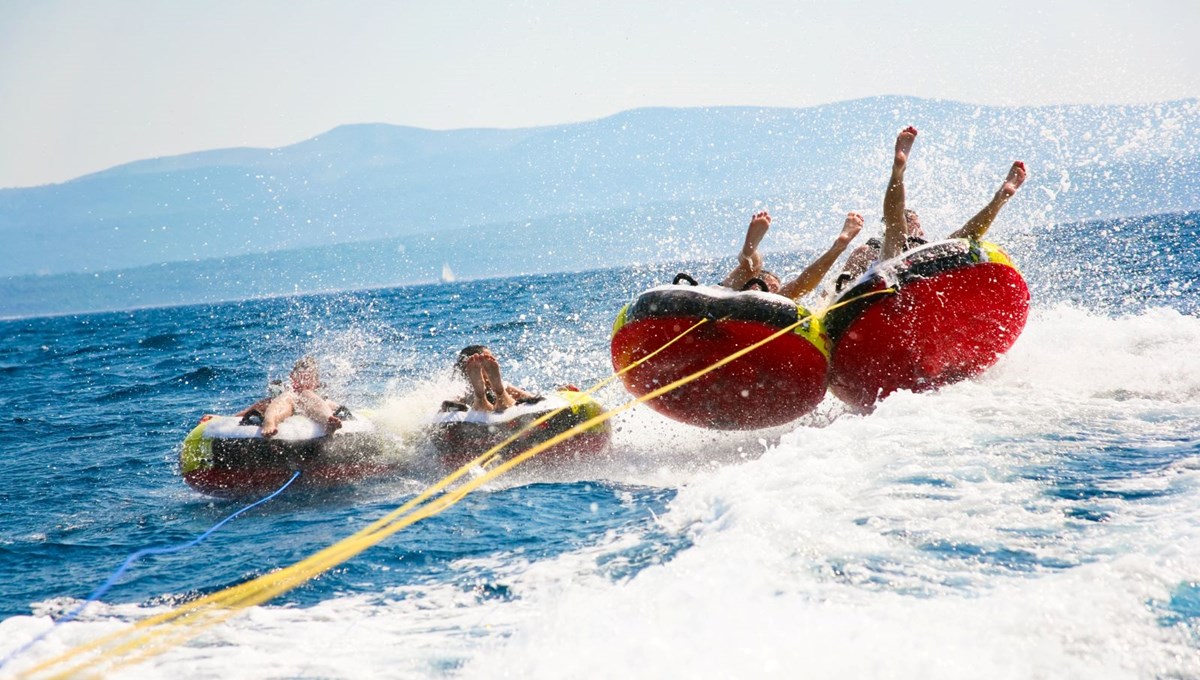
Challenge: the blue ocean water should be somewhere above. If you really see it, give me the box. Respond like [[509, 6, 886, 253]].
[[1, 211, 1199, 678]]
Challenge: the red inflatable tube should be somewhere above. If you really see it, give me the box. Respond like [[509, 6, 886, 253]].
[[611, 284, 829, 430], [824, 240, 1030, 411]]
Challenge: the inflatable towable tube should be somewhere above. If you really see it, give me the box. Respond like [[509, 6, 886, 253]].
[[823, 239, 1029, 411], [180, 410, 395, 498], [428, 389, 611, 470], [611, 277, 830, 430]]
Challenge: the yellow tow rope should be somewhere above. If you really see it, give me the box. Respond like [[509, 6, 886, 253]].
[[26, 290, 891, 678]]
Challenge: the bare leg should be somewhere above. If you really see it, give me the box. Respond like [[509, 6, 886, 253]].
[[778, 212, 864, 299], [479, 355, 517, 410], [260, 393, 297, 438], [720, 211, 771, 289], [465, 358, 494, 412], [881, 127, 917, 261], [947, 161, 1028, 241], [295, 390, 341, 434]]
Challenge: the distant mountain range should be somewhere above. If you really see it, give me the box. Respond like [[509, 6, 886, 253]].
[[2, 95, 1199, 317]]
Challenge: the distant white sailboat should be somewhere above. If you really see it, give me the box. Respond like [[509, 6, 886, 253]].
[[440, 263, 456, 283]]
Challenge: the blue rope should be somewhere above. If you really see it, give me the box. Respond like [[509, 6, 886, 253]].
[[0, 470, 301, 671]]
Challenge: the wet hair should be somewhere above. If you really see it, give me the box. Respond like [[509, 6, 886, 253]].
[[738, 272, 781, 294], [760, 271, 781, 294], [880, 209, 920, 223], [289, 356, 322, 389], [455, 345, 490, 376], [879, 210, 923, 237], [292, 355, 318, 374], [904, 209, 924, 237]]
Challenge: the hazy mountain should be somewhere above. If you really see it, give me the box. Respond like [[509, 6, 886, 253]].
[[4, 96, 1199, 279]]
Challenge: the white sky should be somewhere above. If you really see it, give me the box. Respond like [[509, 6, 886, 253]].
[[1, 0, 1197, 188]]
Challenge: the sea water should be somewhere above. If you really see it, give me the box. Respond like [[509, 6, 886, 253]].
[[0, 212, 1198, 678]]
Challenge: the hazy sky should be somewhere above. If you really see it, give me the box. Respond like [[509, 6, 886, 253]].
[[1, 0, 1197, 188]]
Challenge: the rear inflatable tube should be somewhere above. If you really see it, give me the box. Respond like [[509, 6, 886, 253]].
[[823, 239, 1030, 410]]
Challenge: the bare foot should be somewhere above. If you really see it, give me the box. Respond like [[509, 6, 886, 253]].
[[836, 212, 864, 246], [721, 211, 771, 289], [741, 211, 771, 261], [325, 415, 342, 435], [479, 355, 517, 410], [1000, 161, 1027, 198], [261, 425, 277, 439], [465, 358, 494, 412], [894, 126, 918, 169]]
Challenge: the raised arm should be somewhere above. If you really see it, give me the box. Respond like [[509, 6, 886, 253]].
[[778, 212, 864, 300]]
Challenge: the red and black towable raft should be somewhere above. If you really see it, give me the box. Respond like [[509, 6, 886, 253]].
[[611, 276, 830, 430], [822, 239, 1029, 411], [428, 390, 611, 471], [179, 410, 398, 499]]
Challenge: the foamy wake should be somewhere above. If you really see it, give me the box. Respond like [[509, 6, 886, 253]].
[[4, 305, 1198, 678]]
